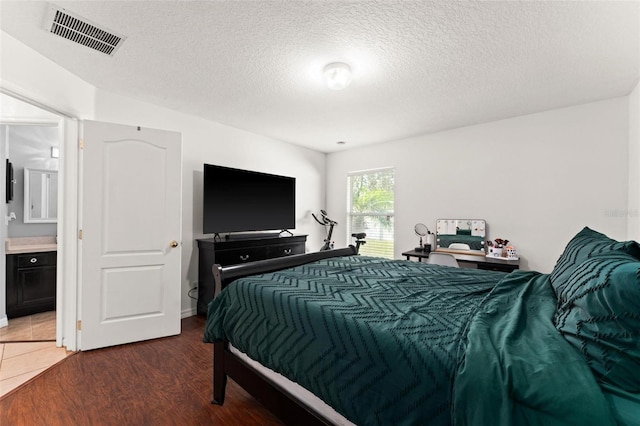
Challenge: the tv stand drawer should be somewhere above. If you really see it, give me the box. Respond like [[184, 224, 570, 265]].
[[196, 234, 307, 315], [215, 246, 269, 265], [268, 243, 305, 258]]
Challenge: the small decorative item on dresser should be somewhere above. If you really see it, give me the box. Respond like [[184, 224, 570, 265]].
[[488, 245, 504, 257], [487, 238, 518, 259]]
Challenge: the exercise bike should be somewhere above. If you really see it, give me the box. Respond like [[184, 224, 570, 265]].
[[312, 210, 367, 253], [312, 210, 337, 251]]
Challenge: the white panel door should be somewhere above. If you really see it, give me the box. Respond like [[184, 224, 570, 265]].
[[80, 120, 182, 350]]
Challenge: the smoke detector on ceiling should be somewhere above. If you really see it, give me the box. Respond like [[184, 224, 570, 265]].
[[43, 5, 126, 56]]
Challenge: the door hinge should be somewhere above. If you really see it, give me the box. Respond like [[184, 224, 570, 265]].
[[78, 229, 83, 240], [77, 320, 82, 331], [79, 138, 84, 149]]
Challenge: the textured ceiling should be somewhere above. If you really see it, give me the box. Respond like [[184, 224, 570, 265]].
[[1, 1, 639, 153]]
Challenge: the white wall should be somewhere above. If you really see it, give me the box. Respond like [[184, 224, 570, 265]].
[[0, 32, 96, 119], [1, 31, 326, 320], [628, 81, 640, 240], [327, 98, 631, 273], [94, 90, 326, 316]]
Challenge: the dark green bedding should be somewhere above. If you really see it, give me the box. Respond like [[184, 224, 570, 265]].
[[204, 256, 617, 425], [454, 271, 615, 425]]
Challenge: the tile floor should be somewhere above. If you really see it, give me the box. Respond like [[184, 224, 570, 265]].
[[0, 311, 70, 398], [0, 341, 71, 397], [0, 311, 56, 342]]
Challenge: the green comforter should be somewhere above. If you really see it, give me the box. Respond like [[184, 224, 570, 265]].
[[454, 271, 614, 425], [204, 256, 615, 425]]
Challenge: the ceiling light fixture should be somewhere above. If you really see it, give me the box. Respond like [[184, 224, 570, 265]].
[[323, 62, 352, 90]]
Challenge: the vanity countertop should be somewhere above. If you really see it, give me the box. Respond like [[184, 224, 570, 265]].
[[5, 236, 57, 254]]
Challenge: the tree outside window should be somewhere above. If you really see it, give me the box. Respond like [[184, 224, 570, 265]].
[[348, 168, 394, 258]]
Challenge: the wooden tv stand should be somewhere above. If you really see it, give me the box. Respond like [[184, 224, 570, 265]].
[[196, 234, 307, 315]]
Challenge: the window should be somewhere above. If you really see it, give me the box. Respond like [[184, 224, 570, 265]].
[[348, 168, 394, 258]]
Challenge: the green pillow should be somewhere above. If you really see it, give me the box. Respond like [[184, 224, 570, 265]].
[[554, 253, 640, 393], [550, 227, 640, 297]]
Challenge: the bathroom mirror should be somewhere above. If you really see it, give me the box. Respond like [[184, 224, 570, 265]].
[[24, 168, 58, 223], [435, 219, 486, 254]]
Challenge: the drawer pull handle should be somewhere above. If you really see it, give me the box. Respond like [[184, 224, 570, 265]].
[[283, 249, 292, 255], [239, 255, 250, 261], [30, 258, 38, 263]]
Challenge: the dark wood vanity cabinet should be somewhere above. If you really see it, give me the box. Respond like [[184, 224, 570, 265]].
[[6, 251, 57, 318], [197, 235, 307, 315]]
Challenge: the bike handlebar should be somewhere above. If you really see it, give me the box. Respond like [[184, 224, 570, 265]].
[[312, 212, 337, 226]]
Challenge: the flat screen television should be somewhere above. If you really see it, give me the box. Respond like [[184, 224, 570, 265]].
[[203, 164, 296, 234]]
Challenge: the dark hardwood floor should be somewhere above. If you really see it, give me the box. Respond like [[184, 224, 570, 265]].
[[0, 316, 284, 425]]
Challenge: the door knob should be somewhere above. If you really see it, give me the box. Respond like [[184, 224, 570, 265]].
[[169, 240, 179, 248]]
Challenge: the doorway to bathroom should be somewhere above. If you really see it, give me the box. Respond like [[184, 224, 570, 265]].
[[0, 89, 182, 352], [1, 94, 60, 343]]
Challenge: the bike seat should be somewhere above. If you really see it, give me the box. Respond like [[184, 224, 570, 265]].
[[351, 233, 367, 239]]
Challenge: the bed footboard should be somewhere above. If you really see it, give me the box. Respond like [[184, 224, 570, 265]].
[[211, 247, 358, 424], [213, 246, 358, 293]]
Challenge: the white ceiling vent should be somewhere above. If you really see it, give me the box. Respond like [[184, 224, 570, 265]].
[[43, 5, 126, 56]]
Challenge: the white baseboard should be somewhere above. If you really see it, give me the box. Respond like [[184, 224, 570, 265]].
[[181, 307, 197, 319], [0, 315, 8, 328]]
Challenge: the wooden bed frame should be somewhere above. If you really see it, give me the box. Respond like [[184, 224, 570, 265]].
[[211, 246, 359, 426]]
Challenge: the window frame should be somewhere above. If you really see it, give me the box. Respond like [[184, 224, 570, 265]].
[[347, 167, 395, 259]]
